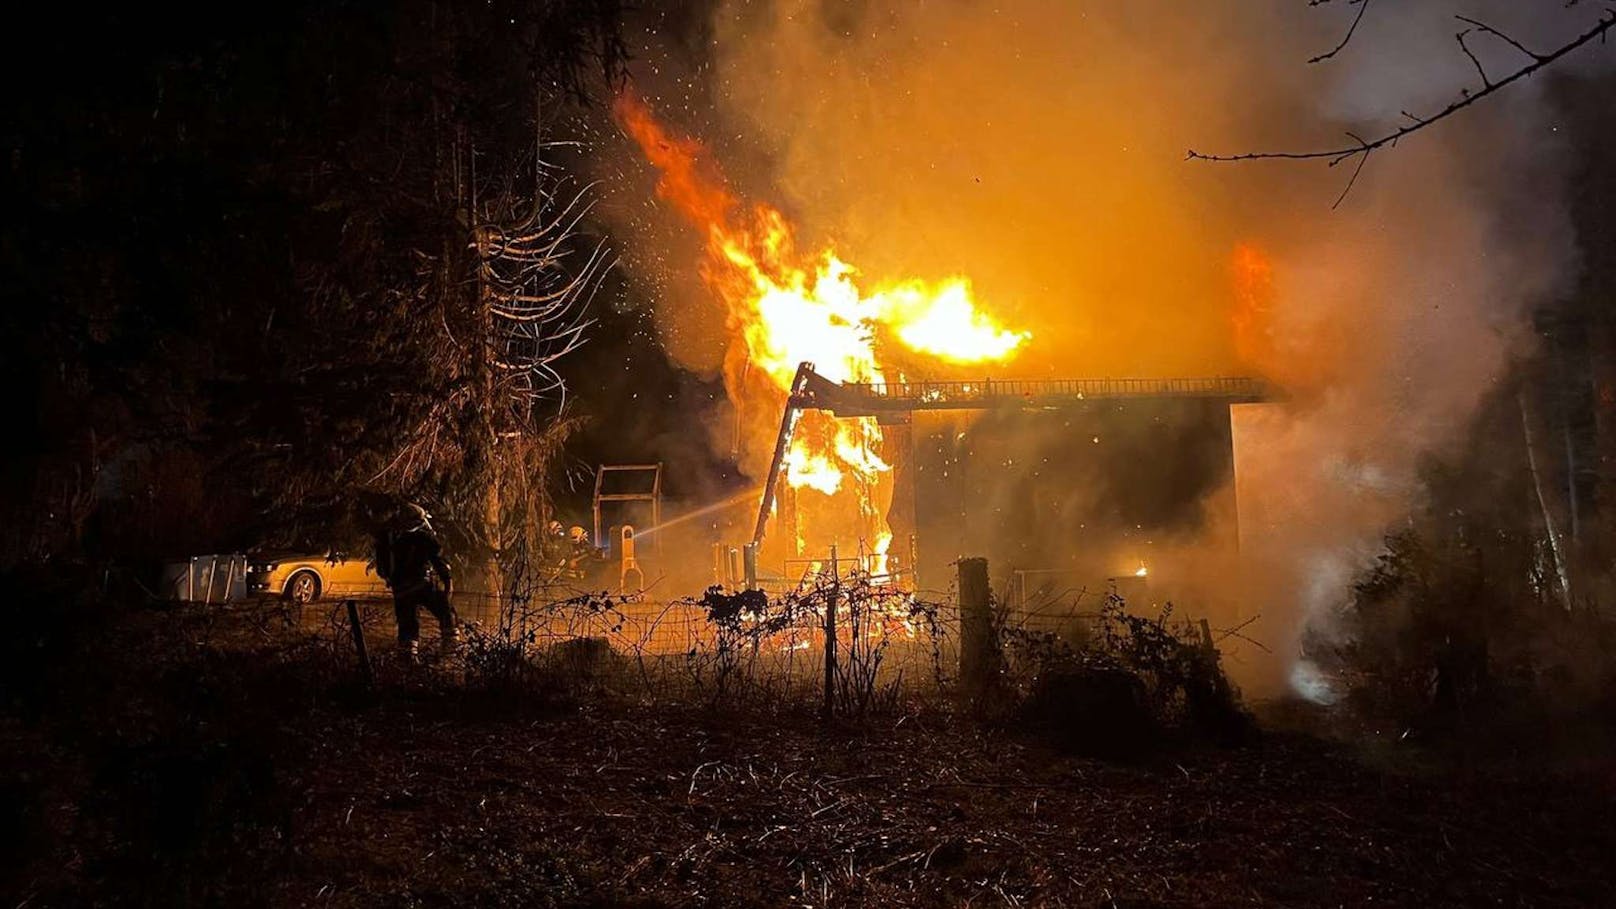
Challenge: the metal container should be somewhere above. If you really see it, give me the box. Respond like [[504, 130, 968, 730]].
[[159, 553, 249, 603]]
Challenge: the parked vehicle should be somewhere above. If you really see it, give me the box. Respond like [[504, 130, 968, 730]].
[[248, 551, 387, 604]]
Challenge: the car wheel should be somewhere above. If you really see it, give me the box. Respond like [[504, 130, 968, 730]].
[[286, 570, 322, 605]]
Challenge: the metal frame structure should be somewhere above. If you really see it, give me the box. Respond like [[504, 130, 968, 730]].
[[593, 464, 663, 552]]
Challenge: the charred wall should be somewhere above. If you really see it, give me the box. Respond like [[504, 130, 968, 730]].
[[902, 400, 1239, 598]]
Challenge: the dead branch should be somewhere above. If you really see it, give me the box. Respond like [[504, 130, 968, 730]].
[[1454, 14, 1549, 65], [1214, 614, 1273, 654], [1189, 8, 1616, 204], [1308, 0, 1372, 65]]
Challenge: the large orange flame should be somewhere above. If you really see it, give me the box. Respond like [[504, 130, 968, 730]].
[[615, 91, 1029, 559]]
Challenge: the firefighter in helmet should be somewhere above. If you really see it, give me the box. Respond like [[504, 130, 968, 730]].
[[565, 525, 593, 578], [366, 497, 458, 661], [543, 520, 569, 577]]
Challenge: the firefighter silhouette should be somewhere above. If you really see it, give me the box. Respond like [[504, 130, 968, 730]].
[[368, 500, 458, 660], [565, 525, 593, 578], [543, 520, 569, 576]]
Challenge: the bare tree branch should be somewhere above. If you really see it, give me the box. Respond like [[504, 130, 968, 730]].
[[1454, 14, 1548, 63], [1332, 147, 1372, 210], [1455, 28, 1493, 88], [1309, 0, 1373, 64], [1188, 8, 1616, 188]]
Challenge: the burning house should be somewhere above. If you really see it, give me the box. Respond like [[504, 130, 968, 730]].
[[614, 93, 1268, 607], [749, 366, 1266, 604]]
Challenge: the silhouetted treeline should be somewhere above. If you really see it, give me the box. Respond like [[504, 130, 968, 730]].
[[0, 1, 626, 571]]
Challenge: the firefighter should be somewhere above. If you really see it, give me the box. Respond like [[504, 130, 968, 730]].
[[370, 501, 458, 661], [565, 525, 593, 578], [544, 520, 569, 577]]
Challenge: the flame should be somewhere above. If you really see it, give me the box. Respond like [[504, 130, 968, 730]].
[[785, 448, 843, 495], [616, 91, 1029, 553], [882, 281, 1029, 362], [1231, 243, 1276, 373], [1231, 242, 1336, 394], [870, 531, 894, 577]]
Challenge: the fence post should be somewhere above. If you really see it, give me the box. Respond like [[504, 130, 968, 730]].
[[823, 544, 838, 721], [958, 557, 994, 697], [345, 599, 373, 685], [742, 542, 759, 591]]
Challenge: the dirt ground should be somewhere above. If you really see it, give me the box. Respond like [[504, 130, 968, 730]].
[[5, 601, 1616, 908]]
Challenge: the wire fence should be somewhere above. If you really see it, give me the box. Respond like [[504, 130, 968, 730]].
[[236, 559, 1211, 717], [296, 575, 969, 712]]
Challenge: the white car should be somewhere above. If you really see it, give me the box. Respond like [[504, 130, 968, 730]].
[[248, 551, 388, 604]]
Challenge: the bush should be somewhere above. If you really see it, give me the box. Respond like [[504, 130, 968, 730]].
[[1020, 664, 1156, 759], [690, 576, 946, 714], [1000, 593, 1251, 756], [1315, 521, 1616, 747], [460, 590, 634, 701]]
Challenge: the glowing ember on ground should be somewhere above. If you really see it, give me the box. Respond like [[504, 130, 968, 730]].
[[615, 91, 1029, 558]]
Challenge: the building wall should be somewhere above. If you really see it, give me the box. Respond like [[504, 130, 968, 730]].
[[902, 399, 1239, 602]]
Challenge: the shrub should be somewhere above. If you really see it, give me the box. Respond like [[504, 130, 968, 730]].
[[1000, 592, 1251, 756]]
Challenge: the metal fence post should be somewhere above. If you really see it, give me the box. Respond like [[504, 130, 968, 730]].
[[346, 599, 373, 685]]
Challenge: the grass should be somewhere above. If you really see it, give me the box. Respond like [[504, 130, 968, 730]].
[[4, 599, 1615, 907]]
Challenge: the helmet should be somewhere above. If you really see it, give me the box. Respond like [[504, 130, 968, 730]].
[[358, 491, 432, 533], [547, 520, 565, 536], [568, 526, 589, 544], [404, 503, 433, 533]]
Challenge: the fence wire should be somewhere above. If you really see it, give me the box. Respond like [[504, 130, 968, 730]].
[[287, 580, 967, 709], [242, 568, 1147, 710]]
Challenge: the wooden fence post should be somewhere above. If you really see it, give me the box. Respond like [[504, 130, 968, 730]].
[[958, 558, 994, 697]]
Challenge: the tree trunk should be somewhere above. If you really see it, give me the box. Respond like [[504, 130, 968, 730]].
[[1520, 391, 1573, 610], [468, 131, 503, 602]]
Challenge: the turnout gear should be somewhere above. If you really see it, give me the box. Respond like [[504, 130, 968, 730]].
[[373, 518, 458, 656]]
